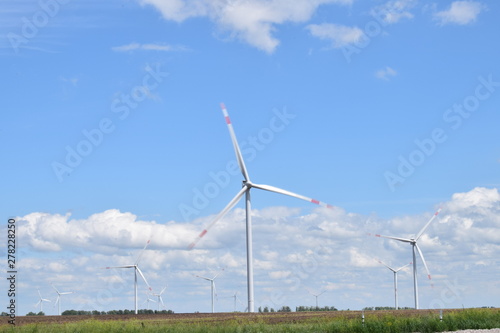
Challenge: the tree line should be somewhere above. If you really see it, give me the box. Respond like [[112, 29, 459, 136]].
[[258, 305, 338, 312], [23, 309, 174, 316]]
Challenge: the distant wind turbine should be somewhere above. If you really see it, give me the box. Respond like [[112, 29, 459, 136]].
[[151, 286, 167, 311], [52, 284, 74, 315], [374, 208, 441, 309], [104, 240, 153, 314], [35, 289, 51, 313], [142, 291, 156, 310], [196, 271, 222, 313], [376, 259, 411, 310], [223, 291, 245, 312], [188, 103, 334, 313], [308, 290, 326, 309]]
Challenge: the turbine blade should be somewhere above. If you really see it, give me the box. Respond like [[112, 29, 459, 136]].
[[415, 208, 441, 241], [373, 234, 413, 243], [395, 262, 412, 272], [188, 186, 247, 250], [135, 239, 151, 265], [159, 296, 165, 308], [415, 243, 432, 282], [376, 259, 396, 272], [104, 265, 134, 269], [51, 284, 60, 294], [220, 103, 250, 182], [136, 267, 152, 291], [196, 275, 211, 281], [160, 286, 167, 295], [54, 296, 60, 307], [37, 289, 42, 298], [35, 300, 41, 307], [251, 183, 334, 209]]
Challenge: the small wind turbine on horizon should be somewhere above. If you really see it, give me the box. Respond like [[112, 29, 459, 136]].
[[142, 291, 156, 310], [223, 291, 245, 312], [375, 259, 411, 310], [196, 271, 222, 313], [151, 286, 167, 311], [374, 208, 441, 309], [308, 289, 326, 309], [104, 240, 153, 314], [35, 288, 51, 313], [52, 284, 74, 316], [188, 103, 334, 313]]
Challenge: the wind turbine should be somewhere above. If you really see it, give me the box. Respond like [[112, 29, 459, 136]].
[[308, 290, 326, 309], [224, 291, 245, 312], [188, 103, 334, 313], [196, 271, 221, 313], [151, 286, 167, 311], [376, 259, 411, 310], [104, 240, 153, 314], [52, 284, 74, 315], [374, 208, 441, 309], [35, 289, 51, 313], [142, 291, 156, 310]]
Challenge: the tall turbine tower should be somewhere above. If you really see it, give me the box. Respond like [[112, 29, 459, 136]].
[[189, 103, 334, 313]]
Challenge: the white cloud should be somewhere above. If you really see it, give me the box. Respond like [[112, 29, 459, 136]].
[[370, 0, 417, 24], [112, 42, 186, 52], [138, 0, 353, 53], [375, 66, 398, 80], [433, 1, 485, 26], [12, 187, 500, 314], [306, 23, 364, 48]]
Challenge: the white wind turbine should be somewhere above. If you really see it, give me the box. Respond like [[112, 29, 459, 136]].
[[196, 271, 222, 313], [188, 103, 334, 313], [52, 284, 74, 315], [35, 288, 51, 313], [376, 259, 411, 310], [104, 240, 153, 314], [151, 286, 167, 311], [308, 290, 326, 309], [374, 208, 441, 309], [142, 291, 156, 310], [223, 291, 245, 312]]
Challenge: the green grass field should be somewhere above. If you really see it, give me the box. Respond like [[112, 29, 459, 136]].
[[1, 308, 498, 332]]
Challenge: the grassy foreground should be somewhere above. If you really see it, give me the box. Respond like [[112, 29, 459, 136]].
[[1, 308, 498, 333]]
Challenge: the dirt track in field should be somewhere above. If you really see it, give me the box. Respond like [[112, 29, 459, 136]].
[[1, 309, 458, 327]]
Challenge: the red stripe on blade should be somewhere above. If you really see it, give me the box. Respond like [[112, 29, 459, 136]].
[[311, 199, 320, 205], [225, 116, 231, 124], [220, 103, 226, 110], [199, 230, 207, 238]]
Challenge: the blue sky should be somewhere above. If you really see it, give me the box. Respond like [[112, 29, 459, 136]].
[[1, 0, 499, 315]]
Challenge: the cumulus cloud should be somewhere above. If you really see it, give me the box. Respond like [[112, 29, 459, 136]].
[[306, 23, 364, 48], [138, 0, 353, 53], [370, 0, 417, 24], [13, 187, 500, 313], [433, 1, 485, 25]]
